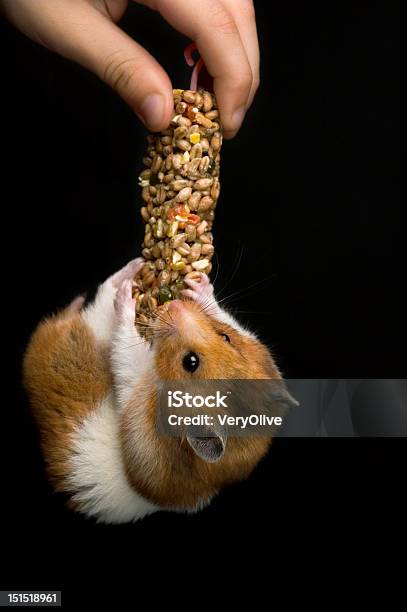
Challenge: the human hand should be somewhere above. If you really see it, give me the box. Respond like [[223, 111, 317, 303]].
[[0, 0, 259, 138]]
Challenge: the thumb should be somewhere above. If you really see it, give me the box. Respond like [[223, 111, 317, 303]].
[[3, 0, 174, 131]]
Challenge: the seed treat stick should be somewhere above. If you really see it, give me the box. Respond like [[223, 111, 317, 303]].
[[133, 45, 223, 324]]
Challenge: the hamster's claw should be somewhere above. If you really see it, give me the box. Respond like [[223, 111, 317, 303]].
[[184, 272, 211, 289], [111, 258, 144, 289], [114, 279, 136, 323], [182, 273, 215, 308]]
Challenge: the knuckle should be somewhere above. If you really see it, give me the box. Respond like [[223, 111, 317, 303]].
[[207, 2, 238, 35], [103, 52, 141, 94]]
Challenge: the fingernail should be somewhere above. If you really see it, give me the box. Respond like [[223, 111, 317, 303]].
[[139, 93, 166, 130], [231, 105, 246, 131]]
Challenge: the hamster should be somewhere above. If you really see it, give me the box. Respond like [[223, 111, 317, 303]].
[[23, 258, 292, 523]]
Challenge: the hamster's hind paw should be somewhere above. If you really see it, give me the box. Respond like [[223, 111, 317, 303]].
[[68, 294, 86, 312], [182, 273, 216, 308], [114, 279, 136, 324], [61, 294, 87, 319], [111, 258, 144, 289]]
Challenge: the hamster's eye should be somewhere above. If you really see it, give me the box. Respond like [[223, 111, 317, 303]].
[[221, 333, 231, 343], [182, 351, 200, 373]]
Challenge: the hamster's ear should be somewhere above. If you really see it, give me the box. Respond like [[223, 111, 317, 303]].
[[267, 382, 299, 410], [186, 424, 226, 463]]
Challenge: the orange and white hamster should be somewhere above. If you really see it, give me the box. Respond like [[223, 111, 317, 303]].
[[23, 258, 289, 523]]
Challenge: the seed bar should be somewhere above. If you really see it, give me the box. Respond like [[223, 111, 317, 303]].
[[133, 88, 222, 322]]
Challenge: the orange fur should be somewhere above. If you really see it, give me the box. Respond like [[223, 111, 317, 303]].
[[24, 294, 283, 517], [155, 301, 280, 380], [23, 306, 111, 493], [120, 300, 279, 510]]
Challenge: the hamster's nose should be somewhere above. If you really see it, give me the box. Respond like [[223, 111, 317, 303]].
[[166, 299, 202, 341], [168, 299, 186, 315], [167, 299, 195, 328]]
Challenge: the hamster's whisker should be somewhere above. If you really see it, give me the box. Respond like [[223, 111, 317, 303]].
[[197, 302, 217, 316], [152, 310, 174, 328], [198, 300, 217, 314], [211, 251, 221, 290], [135, 324, 155, 331], [118, 339, 150, 350], [159, 307, 176, 328], [228, 309, 274, 315], [197, 291, 218, 311], [198, 296, 220, 314], [192, 290, 221, 314], [167, 309, 176, 327], [214, 273, 276, 308], [124, 324, 174, 348], [214, 242, 244, 299]]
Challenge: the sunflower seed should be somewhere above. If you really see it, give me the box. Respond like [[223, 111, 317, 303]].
[[203, 91, 213, 113], [175, 187, 192, 202], [188, 191, 202, 211], [194, 178, 213, 190], [151, 154, 162, 174], [192, 259, 209, 271], [198, 196, 214, 212], [183, 90, 196, 104]]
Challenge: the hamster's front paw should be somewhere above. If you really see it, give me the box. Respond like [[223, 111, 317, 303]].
[[111, 258, 144, 290], [182, 273, 218, 312], [114, 279, 136, 324]]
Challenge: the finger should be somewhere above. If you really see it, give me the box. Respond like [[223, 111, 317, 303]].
[[139, 0, 253, 138], [181, 289, 198, 300], [199, 273, 210, 284], [4, 0, 174, 131], [221, 0, 260, 108], [184, 278, 200, 289]]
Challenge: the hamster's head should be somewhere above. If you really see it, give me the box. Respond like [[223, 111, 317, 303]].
[[121, 298, 294, 512], [152, 298, 281, 380]]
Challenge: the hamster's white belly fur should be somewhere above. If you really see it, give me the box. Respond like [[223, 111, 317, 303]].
[[68, 394, 157, 524]]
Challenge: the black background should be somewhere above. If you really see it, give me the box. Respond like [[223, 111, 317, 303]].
[[1, 1, 404, 603]]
